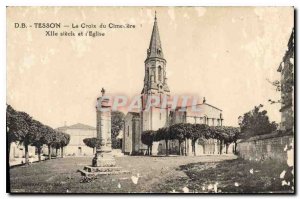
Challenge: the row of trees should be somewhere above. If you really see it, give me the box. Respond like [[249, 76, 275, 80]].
[[141, 123, 240, 156], [7, 105, 70, 164]]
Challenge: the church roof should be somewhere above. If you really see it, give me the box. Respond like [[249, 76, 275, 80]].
[[56, 123, 96, 130], [146, 12, 164, 60], [177, 102, 223, 112]]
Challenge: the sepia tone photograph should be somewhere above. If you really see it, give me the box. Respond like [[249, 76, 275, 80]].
[[6, 6, 294, 193]]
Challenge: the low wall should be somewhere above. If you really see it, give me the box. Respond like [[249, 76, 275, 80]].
[[237, 134, 293, 163]]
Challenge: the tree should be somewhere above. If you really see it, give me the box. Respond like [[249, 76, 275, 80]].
[[191, 124, 209, 156], [111, 111, 125, 149], [42, 126, 56, 160], [14, 111, 37, 164], [31, 120, 46, 162], [155, 127, 171, 156], [53, 131, 64, 157], [223, 126, 240, 154], [215, 126, 240, 154], [7, 105, 21, 158], [83, 138, 101, 154], [141, 130, 155, 155], [240, 104, 278, 139], [169, 123, 191, 156], [60, 133, 70, 158], [211, 126, 225, 154]]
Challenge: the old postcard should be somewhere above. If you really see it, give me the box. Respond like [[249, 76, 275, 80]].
[[7, 6, 294, 193]]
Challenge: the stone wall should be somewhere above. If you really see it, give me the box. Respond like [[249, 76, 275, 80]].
[[237, 135, 293, 163]]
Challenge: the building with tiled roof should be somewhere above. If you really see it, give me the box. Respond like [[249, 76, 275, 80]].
[[56, 123, 96, 156]]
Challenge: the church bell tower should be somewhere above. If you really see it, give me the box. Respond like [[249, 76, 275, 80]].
[[141, 12, 170, 131]]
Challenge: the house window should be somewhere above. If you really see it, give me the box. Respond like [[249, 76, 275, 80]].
[[78, 147, 82, 155]]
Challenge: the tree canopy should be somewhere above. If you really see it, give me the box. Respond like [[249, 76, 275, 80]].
[[239, 104, 278, 139], [83, 137, 101, 149], [142, 123, 240, 156]]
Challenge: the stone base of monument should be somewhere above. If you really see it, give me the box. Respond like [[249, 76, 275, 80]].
[[78, 150, 130, 177]]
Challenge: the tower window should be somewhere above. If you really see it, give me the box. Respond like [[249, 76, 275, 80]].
[[146, 68, 149, 82], [151, 68, 156, 82], [158, 66, 162, 81], [157, 48, 161, 55]]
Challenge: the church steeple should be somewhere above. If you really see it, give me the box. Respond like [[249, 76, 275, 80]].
[[142, 11, 170, 96], [146, 11, 164, 60], [141, 11, 170, 133]]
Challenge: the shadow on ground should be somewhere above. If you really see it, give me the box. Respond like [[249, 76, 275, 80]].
[[151, 158, 294, 193]]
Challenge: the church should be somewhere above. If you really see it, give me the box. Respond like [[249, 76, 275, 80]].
[[122, 13, 227, 156]]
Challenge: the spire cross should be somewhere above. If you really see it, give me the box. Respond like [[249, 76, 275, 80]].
[[101, 88, 105, 96], [155, 11, 157, 21]]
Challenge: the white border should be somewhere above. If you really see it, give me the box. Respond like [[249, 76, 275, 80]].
[[1, 0, 298, 198]]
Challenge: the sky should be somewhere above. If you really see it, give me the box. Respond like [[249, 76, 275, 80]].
[[7, 7, 294, 128]]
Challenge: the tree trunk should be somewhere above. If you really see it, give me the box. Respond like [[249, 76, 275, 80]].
[[225, 144, 229, 154], [234, 141, 237, 154], [184, 138, 187, 156], [48, 145, 52, 160], [150, 145, 152, 156], [165, 139, 169, 156], [37, 147, 41, 162], [192, 139, 197, 156], [55, 148, 58, 157], [93, 147, 95, 155], [219, 140, 223, 155], [8, 141, 11, 161], [24, 143, 29, 165], [61, 147, 64, 158], [147, 146, 149, 156], [178, 140, 181, 155]]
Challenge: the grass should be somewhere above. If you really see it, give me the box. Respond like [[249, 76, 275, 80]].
[[151, 158, 294, 193], [9, 155, 293, 193]]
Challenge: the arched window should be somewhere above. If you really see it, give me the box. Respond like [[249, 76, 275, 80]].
[[146, 68, 149, 82], [151, 68, 156, 82], [158, 66, 162, 81]]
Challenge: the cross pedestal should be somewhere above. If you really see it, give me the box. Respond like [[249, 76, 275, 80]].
[[79, 88, 129, 176]]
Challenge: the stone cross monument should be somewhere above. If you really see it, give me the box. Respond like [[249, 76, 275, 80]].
[[79, 88, 129, 176], [92, 87, 116, 167]]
